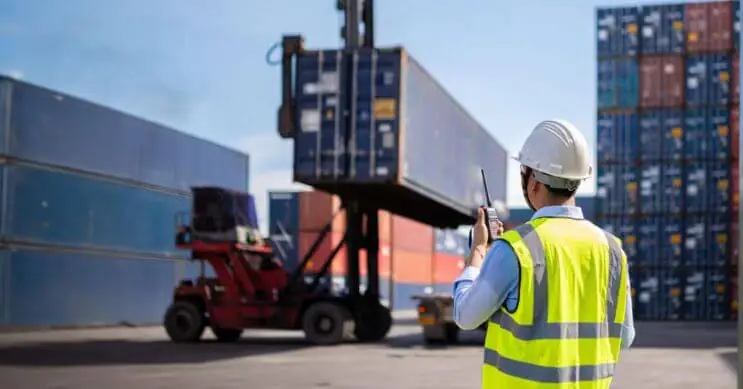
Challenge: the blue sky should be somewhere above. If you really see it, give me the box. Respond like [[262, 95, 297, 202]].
[[0, 0, 669, 227]]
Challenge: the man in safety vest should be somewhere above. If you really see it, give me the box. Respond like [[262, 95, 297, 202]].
[[453, 119, 635, 388]]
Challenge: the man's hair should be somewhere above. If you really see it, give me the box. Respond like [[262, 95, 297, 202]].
[[544, 184, 577, 199]]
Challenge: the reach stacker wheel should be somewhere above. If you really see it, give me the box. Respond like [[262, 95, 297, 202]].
[[354, 303, 393, 342], [302, 302, 355, 345], [211, 327, 243, 342], [164, 300, 206, 343]]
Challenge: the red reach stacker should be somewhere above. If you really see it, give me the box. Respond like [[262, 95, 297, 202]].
[[163, 187, 392, 345]]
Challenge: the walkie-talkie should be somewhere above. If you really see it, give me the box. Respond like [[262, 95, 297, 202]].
[[469, 169, 501, 249]]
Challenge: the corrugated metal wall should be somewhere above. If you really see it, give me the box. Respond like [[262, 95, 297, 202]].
[[596, 1, 739, 321], [0, 78, 250, 327]]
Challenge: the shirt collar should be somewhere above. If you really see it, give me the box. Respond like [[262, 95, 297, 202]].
[[530, 205, 584, 220]]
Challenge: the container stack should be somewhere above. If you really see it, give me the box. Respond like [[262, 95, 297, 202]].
[[432, 230, 468, 294], [596, 1, 740, 321], [0, 77, 250, 327]]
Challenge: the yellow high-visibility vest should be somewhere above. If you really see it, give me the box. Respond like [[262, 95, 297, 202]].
[[482, 217, 628, 389]]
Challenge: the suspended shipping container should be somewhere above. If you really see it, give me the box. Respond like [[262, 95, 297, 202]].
[[0, 77, 250, 193], [292, 48, 507, 228]]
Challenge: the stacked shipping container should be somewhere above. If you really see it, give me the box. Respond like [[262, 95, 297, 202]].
[[267, 190, 468, 311], [0, 77, 250, 327], [595, 1, 739, 321]]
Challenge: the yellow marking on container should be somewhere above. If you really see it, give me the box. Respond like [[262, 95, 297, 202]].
[[374, 98, 397, 120], [672, 127, 683, 138]]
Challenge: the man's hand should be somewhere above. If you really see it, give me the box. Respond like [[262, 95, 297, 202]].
[[466, 208, 504, 268]]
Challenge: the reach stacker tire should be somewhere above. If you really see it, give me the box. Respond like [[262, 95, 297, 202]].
[[211, 327, 243, 342], [354, 303, 393, 342], [302, 302, 355, 345], [164, 300, 206, 343]]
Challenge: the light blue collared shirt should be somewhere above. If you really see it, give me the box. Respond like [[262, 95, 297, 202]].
[[452, 205, 636, 349]]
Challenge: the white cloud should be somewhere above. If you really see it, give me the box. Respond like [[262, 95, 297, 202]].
[[6, 69, 23, 80]]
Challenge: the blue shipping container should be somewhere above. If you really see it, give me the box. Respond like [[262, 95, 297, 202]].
[[662, 164, 684, 213], [434, 229, 467, 257], [640, 164, 662, 213], [293, 48, 507, 227], [1, 163, 189, 257], [661, 217, 684, 268], [597, 59, 640, 110], [684, 109, 707, 160], [596, 7, 640, 57], [269, 230, 300, 272], [0, 77, 250, 193], [662, 109, 684, 161], [576, 196, 597, 221], [632, 266, 683, 320], [708, 107, 733, 160], [597, 111, 638, 162], [268, 191, 301, 234], [685, 162, 708, 212], [686, 55, 733, 106], [637, 217, 661, 267], [1, 246, 177, 326], [640, 4, 685, 55]]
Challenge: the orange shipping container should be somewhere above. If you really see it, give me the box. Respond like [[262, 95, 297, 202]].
[[391, 249, 433, 284], [433, 253, 465, 285], [684, 2, 733, 53], [299, 191, 345, 232], [298, 231, 346, 274], [391, 215, 434, 253]]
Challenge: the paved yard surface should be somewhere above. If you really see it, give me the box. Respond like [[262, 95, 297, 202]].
[[0, 317, 736, 389]]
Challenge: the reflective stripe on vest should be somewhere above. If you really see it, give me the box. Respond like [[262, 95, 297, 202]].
[[482, 220, 626, 387]]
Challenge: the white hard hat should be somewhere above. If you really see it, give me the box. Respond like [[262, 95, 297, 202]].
[[514, 119, 592, 185]]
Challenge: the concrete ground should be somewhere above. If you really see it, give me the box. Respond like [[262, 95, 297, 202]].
[[0, 313, 737, 389]]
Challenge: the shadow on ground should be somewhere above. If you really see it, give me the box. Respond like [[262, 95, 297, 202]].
[[0, 335, 310, 367], [718, 350, 739, 375]]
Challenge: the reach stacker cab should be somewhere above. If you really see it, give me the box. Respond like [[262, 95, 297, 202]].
[[164, 187, 392, 345]]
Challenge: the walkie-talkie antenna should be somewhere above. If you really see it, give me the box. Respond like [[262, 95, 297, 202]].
[[481, 169, 491, 206]]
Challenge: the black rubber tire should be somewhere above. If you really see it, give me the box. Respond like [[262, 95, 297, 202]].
[[302, 302, 354, 345], [354, 305, 393, 342], [164, 301, 206, 343], [444, 323, 460, 344], [211, 327, 243, 343]]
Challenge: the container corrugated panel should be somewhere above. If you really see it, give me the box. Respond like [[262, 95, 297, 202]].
[[685, 2, 734, 53], [708, 213, 731, 268], [596, 113, 617, 162], [663, 109, 685, 161], [662, 164, 684, 213], [268, 191, 301, 234], [732, 107, 740, 159], [633, 266, 683, 320], [685, 215, 707, 267], [685, 162, 708, 212], [1, 163, 189, 257], [640, 164, 662, 213], [298, 191, 345, 233], [596, 7, 640, 57], [433, 253, 464, 285], [684, 108, 708, 160], [292, 48, 507, 228], [685, 55, 710, 106], [392, 249, 433, 284], [597, 59, 639, 110], [639, 110, 663, 161], [709, 107, 733, 160], [637, 216, 660, 267], [0, 78, 250, 193], [704, 266, 730, 320], [709, 54, 733, 105], [640, 3, 685, 55], [733, 53, 740, 103], [682, 267, 706, 320], [610, 216, 637, 264], [434, 229, 467, 257], [708, 161, 732, 213], [618, 164, 639, 214], [639, 56, 684, 108], [735, 1, 741, 49], [2, 246, 176, 326], [391, 215, 434, 253], [576, 196, 597, 221], [662, 217, 684, 267]]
